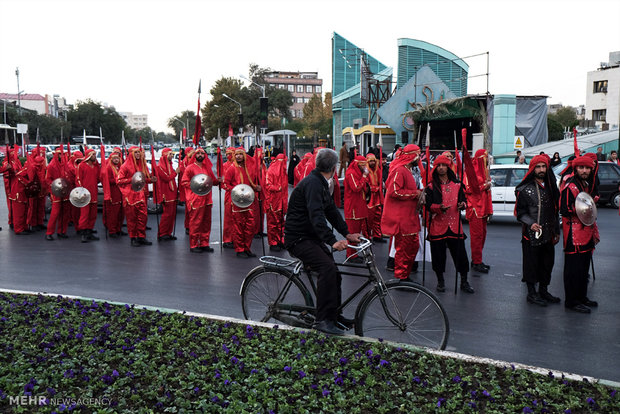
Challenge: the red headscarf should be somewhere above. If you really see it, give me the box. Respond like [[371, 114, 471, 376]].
[[389, 144, 420, 174]]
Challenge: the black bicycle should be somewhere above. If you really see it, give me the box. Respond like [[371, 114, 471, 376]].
[[240, 237, 449, 350]]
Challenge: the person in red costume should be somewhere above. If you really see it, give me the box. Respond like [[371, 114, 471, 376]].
[[424, 155, 474, 293], [1, 146, 22, 229], [26, 149, 47, 231], [45, 147, 71, 240], [365, 153, 385, 243], [224, 147, 260, 258], [103, 149, 126, 238], [464, 149, 493, 273], [117, 146, 156, 247], [8, 157, 32, 235], [179, 148, 195, 235], [264, 153, 288, 251], [66, 150, 83, 233], [76, 149, 100, 243], [252, 147, 267, 238], [344, 155, 370, 261], [560, 155, 600, 313], [156, 147, 178, 241], [181, 147, 219, 253], [220, 147, 235, 248], [294, 152, 313, 186], [381, 144, 422, 281]]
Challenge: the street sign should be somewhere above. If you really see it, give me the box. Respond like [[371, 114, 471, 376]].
[[17, 123, 28, 134], [514, 135, 524, 150]]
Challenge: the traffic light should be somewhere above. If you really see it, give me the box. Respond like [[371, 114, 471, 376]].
[[259, 97, 268, 129]]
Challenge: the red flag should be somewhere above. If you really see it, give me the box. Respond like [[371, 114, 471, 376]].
[[461, 128, 480, 195], [573, 127, 579, 157], [228, 123, 233, 137], [194, 80, 202, 146]]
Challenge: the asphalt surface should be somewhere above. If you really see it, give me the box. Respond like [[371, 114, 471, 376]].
[[1, 181, 619, 383]]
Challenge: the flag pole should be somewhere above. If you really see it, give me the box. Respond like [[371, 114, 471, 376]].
[[421, 123, 430, 287]]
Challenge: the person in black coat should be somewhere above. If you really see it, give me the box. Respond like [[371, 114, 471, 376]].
[[287, 149, 300, 185]]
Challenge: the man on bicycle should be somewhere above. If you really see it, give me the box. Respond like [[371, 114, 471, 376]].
[[285, 148, 362, 335]]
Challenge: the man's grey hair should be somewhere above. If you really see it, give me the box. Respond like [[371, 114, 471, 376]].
[[315, 148, 339, 173]]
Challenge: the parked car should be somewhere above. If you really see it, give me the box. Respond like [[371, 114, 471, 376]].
[[488, 164, 529, 218], [552, 161, 620, 208]]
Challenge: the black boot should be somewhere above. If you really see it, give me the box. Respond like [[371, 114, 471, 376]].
[[81, 232, 89, 243], [526, 283, 547, 306], [539, 285, 560, 304], [460, 273, 475, 293], [87, 230, 99, 241], [386, 257, 395, 272], [436, 273, 445, 292]]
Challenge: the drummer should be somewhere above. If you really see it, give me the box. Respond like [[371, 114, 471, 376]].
[[224, 147, 261, 258], [180, 147, 219, 253], [116, 146, 157, 247]]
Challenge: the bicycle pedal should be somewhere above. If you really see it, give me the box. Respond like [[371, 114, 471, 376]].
[[336, 321, 353, 331]]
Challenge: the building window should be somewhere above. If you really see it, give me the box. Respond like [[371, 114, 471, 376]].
[[592, 109, 606, 121], [288, 85, 294, 92], [296, 97, 303, 103], [297, 85, 304, 93], [315, 85, 322, 93], [306, 85, 313, 93], [269, 84, 275, 88], [593, 80, 608, 93], [297, 110, 304, 118], [304, 98, 310, 103], [279, 84, 285, 89]]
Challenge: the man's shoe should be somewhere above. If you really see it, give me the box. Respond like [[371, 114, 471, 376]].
[[313, 320, 345, 336], [145, 226, 151, 230], [109, 233, 119, 239], [527, 293, 547, 306], [190, 247, 203, 253], [269, 245, 282, 252], [479, 262, 491, 270], [336, 315, 355, 330], [81, 234, 89, 243], [566, 303, 591, 314], [87, 233, 100, 241], [471, 263, 489, 274], [185, 228, 189, 235], [45, 234, 54, 241], [91, 229, 97, 234], [236, 251, 249, 258], [119, 231, 128, 236], [16, 230, 33, 235], [202, 246, 214, 253], [582, 298, 598, 307], [223, 242, 234, 249], [386, 257, 395, 272], [245, 250, 257, 258], [372, 237, 387, 244], [131, 238, 141, 247], [436, 282, 446, 292], [460, 282, 475, 294], [57, 233, 68, 239], [169, 236, 177, 241], [139, 238, 152, 246], [539, 291, 561, 304]]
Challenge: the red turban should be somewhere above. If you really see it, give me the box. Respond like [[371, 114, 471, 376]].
[[572, 155, 595, 168]]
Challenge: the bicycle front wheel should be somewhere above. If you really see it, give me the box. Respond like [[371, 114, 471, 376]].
[[241, 267, 314, 326], [355, 281, 449, 350]]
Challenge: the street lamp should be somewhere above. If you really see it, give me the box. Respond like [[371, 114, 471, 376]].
[[239, 74, 266, 98], [222, 94, 243, 136]]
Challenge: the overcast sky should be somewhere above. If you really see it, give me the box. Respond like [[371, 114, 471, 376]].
[[2, 0, 618, 134]]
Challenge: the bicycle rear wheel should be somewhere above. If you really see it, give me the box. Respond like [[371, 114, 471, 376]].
[[241, 267, 314, 327], [355, 281, 449, 350]]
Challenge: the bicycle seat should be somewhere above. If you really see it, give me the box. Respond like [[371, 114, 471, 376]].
[[259, 256, 302, 272]]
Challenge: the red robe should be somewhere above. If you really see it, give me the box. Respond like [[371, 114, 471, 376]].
[[366, 164, 384, 239], [156, 151, 178, 238], [344, 161, 369, 257], [103, 161, 124, 234], [181, 160, 219, 249], [76, 156, 100, 231], [8, 165, 31, 233], [45, 154, 71, 236], [221, 156, 235, 244], [117, 151, 151, 238], [224, 158, 258, 253], [1, 149, 22, 226], [265, 156, 288, 247], [464, 149, 492, 264]]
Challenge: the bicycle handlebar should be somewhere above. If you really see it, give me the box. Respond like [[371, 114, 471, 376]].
[[346, 236, 372, 251]]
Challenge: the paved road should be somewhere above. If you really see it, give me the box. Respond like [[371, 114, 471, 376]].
[[1, 182, 619, 382]]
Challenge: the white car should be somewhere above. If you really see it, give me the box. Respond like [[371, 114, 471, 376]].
[[488, 164, 529, 218]]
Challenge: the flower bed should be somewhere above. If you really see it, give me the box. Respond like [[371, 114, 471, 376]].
[[0, 292, 617, 413]]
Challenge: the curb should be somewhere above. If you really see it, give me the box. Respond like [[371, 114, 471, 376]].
[[2, 287, 619, 389]]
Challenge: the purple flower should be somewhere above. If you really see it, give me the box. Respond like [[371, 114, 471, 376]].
[[366, 350, 373, 357], [193, 387, 200, 394], [413, 376, 421, 384], [322, 387, 330, 397], [339, 357, 348, 366], [298, 370, 306, 379], [611, 390, 617, 397], [231, 356, 239, 365], [112, 370, 119, 377], [523, 408, 534, 413], [586, 397, 595, 405], [379, 359, 389, 367], [300, 338, 306, 345], [283, 366, 291, 372], [468, 402, 477, 408], [437, 398, 446, 407], [452, 375, 461, 383], [483, 390, 491, 397], [311, 384, 318, 390], [222, 344, 230, 355]]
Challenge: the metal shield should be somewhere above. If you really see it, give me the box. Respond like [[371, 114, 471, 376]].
[[231, 184, 255, 208], [131, 171, 146, 192], [69, 187, 91, 208], [190, 173, 213, 196], [50, 178, 70, 198], [575, 191, 597, 226], [328, 178, 334, 195]]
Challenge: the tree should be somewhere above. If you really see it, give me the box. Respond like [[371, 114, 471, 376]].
[[167, 110, 197, 142], [547, 116, 564, 142], [1, 103, 71, 144], [549, 106, 578, 130], [299, 93, 333, 140], [66, 100, 126, 144]]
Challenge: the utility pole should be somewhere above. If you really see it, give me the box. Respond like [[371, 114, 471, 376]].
[[15, 67, 22, 115]]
